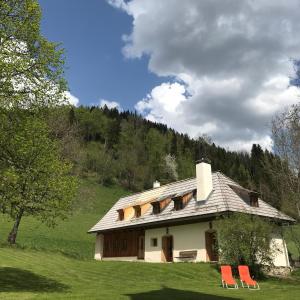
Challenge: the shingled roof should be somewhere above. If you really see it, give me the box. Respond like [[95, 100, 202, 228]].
[[89, 172, 294, 233]]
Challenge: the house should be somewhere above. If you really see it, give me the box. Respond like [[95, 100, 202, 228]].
[[89, 159, 294, 266]]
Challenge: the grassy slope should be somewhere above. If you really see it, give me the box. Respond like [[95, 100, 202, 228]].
[[0, 247, 300, 300], [0, 179, 300, 299], [0, 178, 129, 259]]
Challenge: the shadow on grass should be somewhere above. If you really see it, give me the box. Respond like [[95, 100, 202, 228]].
[[0, 267, 69, 293], [125, 287, 241, 300]]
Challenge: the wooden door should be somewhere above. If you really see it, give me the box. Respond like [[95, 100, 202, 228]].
[[162, 235, 173, 262], [137, 235, 145, 259], [205, 231, 218, 262]]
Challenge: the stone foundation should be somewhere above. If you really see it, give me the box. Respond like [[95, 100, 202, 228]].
[[264, 266, 292, 277]]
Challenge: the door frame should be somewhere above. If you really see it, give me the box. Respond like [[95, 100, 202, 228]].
[[205, 230, 218, 262], [162, 235, 173, 262], [137, 234, 145, 259]]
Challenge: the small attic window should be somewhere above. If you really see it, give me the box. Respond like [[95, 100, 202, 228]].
[[173, 197, 184, 211], [117, 209, 124, 221], [249, 192, 259, 207], [134, 205, 141, 218], [152, 202, 161, 214]]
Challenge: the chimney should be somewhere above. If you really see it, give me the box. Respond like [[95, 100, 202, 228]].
[[153, 180, 160, 188], [196, 158, 213, 201]]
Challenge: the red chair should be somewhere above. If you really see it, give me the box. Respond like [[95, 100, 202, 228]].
[[238, 265, 260, 290], [221, 266, 238, 289]]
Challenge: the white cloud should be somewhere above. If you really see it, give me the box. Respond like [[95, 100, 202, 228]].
[[64, 91, 80, 106], [109, 0, 300, 151], [99, 99, 122, 110]]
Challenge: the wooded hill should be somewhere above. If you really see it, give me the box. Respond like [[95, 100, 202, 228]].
[[50, 105, 292, 217]]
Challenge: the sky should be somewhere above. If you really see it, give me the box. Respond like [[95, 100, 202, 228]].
[[39, 0, 300, 151]]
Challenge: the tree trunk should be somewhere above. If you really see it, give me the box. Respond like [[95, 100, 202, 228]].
[[7, 209, 24, 245]]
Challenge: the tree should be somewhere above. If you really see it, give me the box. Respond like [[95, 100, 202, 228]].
[[117, 119, 147, 190], [0, 111, 78, 244], [217, 213, 278, 276], [164, 154, 178, 181], [0, 0, 66, 110], [284, 225, 300, 262], [272, 104, 300, 217], [145, 128, 166, 181], [82, 142, 117, 186]]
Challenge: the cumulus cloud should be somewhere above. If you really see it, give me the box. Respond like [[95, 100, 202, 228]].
[[99, 99, 122, 110], [109, 0, 300, 151], [64, 91, 80, 106]]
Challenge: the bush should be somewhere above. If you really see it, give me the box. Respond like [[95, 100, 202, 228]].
[[217, 213, 279, 277]]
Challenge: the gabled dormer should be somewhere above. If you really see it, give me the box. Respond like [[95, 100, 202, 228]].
[[151, 196, 172, 215], [229, 184, 259, 208], [172, 190, 195, 211]]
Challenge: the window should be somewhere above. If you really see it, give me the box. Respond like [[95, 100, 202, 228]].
[[134, 205, 141, 218], [117, 209, 124, 221], [151, 238, 158, 247], [249, 193, 259, 207], [152, 202, 161, 214], [173, 198, 183, 211]]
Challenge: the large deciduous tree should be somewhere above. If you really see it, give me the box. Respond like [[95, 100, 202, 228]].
[[0, 0, 78, 245], [0, 111, 77, 244], [0, 0, 66, 109], [272, 103, 300, 217]]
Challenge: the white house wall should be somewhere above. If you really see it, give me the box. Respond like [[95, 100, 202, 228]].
[[94, 233, 104, 261], [270, 234, 290, 267], [94, 223, 291, 268], [145, 222, 209, 263]]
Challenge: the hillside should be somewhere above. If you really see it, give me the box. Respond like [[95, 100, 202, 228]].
[[0, 179, 129, 259], [48, 105, 296, 218]]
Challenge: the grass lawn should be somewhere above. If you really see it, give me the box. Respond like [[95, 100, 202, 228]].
[[0, 247, 300, 300], [0, 179, 300, 299]]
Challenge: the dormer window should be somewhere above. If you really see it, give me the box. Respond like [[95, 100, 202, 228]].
[[249, 192, 259, 207], [151, 197, 172, 215], [229, 185, 259, 208], [173, 197, 184, 211], [152, 202, 161, 214], [134, 205, 141, 218], [117, 209, 124, 221], [172, 191, 194, 211]]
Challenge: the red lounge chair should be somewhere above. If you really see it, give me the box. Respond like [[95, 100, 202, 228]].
[[221, 266, 238, 289], [238, 265, 260, 290]]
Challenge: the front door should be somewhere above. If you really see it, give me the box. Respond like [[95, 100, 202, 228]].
[[137, 235, 145, 259], [205, 231, 218, 262], [162, 235, 173, 262]]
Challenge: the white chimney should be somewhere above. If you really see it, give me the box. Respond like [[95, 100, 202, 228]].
[[153, 180, 160, 188], [196, 158, 213, 201]]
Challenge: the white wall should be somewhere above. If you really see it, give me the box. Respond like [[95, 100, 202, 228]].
[[144, 222, 209, 263], [94, 233, 104, 260], [270, 234, 290, 267]]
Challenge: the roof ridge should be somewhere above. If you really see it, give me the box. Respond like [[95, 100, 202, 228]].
[[118, 177, 196, 200], [215, 171, 244, 188], [119, 171, 223, 200]]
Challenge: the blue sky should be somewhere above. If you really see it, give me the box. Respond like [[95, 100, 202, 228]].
[[39, 0, 164, 109], [39, 0, 300, 151]]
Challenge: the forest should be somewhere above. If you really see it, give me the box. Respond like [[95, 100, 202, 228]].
[[49, 105, 293, 217]]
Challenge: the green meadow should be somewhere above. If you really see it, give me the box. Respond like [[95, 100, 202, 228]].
[[0, 179, 300, 299]]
